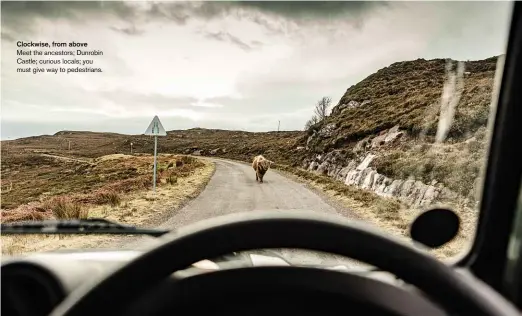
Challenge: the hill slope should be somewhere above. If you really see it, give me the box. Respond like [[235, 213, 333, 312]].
[[313, 56, 497, 150], [302, 56, 499, 209]]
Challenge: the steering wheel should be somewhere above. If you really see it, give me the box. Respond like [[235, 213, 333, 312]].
[[50, 211, 519, 316]]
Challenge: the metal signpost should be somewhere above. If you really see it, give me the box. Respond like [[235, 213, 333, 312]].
[[143, 115, 167, 192]]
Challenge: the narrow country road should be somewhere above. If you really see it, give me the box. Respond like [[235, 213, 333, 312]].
[[123, 158, 365, 267]]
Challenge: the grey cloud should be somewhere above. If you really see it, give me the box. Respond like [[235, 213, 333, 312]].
[[1, 1, 136, 33], [231, 1, 388, 20], [1, 31, 15, 42], [127, 1, 388, 22], [227, 34, 253, 51], [110, 25, 144, 36], [204, 78, 347, 118], [146, 2, 190, 24], [99, 90, 198, 110], [250, 15, 287, 35], [1, 1, 387, 35], [2, 83, 94, 110], [1, 1, 387, 20], [197, 68, 358, 129], [187, 1, 388, 22], [204, 31, 254, 51], [0, 1, 136, 20]]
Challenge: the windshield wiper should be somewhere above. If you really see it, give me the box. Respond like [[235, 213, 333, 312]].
[[1, 218, 170, 237]]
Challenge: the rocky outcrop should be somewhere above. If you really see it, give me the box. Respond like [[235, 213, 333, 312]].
[[370, 125, 404, 148], [306, 150, 459, 208], [318, 123, 337, 137], [302, 124, 461, 208], [331, 100, 370, 116]]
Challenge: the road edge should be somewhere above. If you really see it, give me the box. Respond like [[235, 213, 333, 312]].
[[142, 158, 217, 228]]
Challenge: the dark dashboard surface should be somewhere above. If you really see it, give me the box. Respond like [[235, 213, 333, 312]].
[[1, 249, 449, 316]]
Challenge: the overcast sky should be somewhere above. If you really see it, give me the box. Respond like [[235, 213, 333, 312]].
[[0, 1, 514, 140]]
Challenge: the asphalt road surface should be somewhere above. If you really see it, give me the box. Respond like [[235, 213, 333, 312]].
[[123, 158, 366, 268]]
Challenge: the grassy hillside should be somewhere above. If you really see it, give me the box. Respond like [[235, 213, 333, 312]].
[[306, 57, 497, 152], [1, 153, 206, 217], [1, 154, 216, 254], [2, 129, 304, 165], [304, 56, 498, 201]]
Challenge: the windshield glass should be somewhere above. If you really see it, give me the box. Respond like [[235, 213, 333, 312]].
[[0, 1, 514, 267]]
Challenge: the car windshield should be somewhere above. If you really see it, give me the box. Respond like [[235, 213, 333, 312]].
[[0, 1, 515, 267]]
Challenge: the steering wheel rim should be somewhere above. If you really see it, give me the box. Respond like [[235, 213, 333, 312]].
[[50, 211, 519, 316]]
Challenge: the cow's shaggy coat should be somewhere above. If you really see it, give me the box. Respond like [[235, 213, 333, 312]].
[[252, 155, 273, 183]]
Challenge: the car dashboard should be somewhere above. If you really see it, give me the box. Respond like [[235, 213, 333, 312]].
[[1, 249, 454, 316]]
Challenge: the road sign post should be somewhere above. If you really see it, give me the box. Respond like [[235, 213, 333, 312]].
[[153, 135, 158, 190], [143, 116, 167, 193]]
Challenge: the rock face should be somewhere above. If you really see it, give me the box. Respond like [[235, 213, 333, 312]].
[[303, 124, 461, 208], [370, 125, 404, 149], [331, 100, 370, 116], [306, 151, 459, 208]]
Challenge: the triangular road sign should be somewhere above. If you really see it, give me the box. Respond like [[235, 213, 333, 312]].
[[144, 115, 167, 136]]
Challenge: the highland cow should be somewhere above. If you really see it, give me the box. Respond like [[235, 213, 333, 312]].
[[252, 155, 273, 183]]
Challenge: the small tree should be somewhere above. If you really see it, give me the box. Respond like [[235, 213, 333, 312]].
[[314, 96, 332, 121], [304, 115, 319, 130], [304, 96, 332, 131]]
